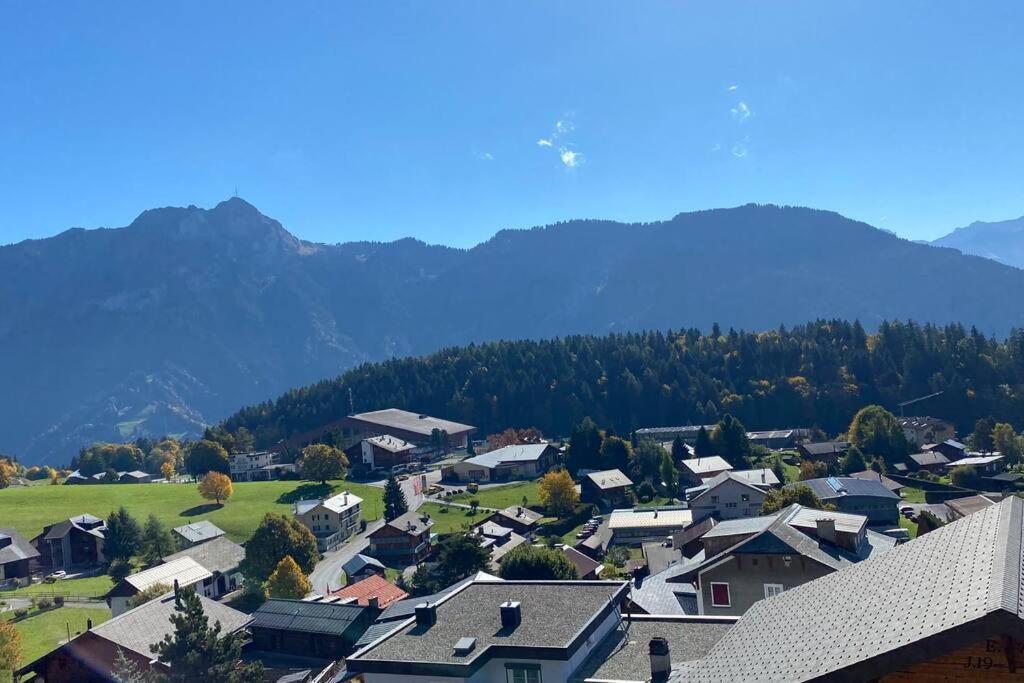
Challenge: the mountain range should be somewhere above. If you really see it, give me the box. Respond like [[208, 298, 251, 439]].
[[932, 216, 1024, 268], [5, 198, 1024, 465]]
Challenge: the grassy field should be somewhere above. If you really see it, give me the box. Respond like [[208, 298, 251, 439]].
[[900, 487, 925, 504], [899, 516, 919, 539], [2, 574, 113, 599], [419, 502, 491, 534], [4, 606, 112, 663], [0, 479, 384, 542], [449, 480, 541, 509]]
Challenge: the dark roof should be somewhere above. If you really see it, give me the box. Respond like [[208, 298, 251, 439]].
[[0, 528, 40, 564], [792, 476, 902, 501], [162, 535, 244, 575], [946, 494, 1000, 518], [353, 620, 405, 650], [376, 572, 500, 622], [799, 441, 849, 456], [847, 469, 904, 492], [41, 514, 105, 541], [377, 511, 433, 537], [575, 616, 735, 683], [675, 496, 1024, 682], [342, 553, 386, 577], [628, 554, 705, 615], [986, 472, 1023, 483], [252, 598, 367, 637], [351, 580, 629, 669], [909, 451, 950, 467], [563, 546, 602, 578], [678, 505, 896, 580], [348, 408, 474, 437]]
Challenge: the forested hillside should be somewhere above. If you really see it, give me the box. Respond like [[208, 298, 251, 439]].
[[223, 320, 1024, 446]]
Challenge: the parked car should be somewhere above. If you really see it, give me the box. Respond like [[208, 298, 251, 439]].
[[44, 570, 66, 583]]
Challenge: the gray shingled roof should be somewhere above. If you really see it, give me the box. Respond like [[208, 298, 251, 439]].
[[162, 535, 244, 575], [0, 528, 41, 564], [673, 496, 1024, 682], [342, 553, 386, 578], [91, 592, 250, 658], [376, 571, 501, 622], [353, 581, 628, 667], [251, 598, 366, 636], [628, 552, 705, 616], [575, 616, 735, 683]]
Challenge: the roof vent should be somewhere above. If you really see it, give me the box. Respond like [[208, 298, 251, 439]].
[[414, 602, 437, 627], [453, 637, 476, 656], [500, 600, 522, 629], [650, 637, 671, 682]]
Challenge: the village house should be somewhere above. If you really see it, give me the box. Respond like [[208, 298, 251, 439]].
[[672, 505, 897, 617], [945, 453, 1005, 476], [908, 449, 950, 472], [922, 438, 967, 462], [472, 521, 528, 570], [581, 468, 634, 506], [723, 468, 780, 489], [745, 429, 800, 450], [796, 440, 849, 463], [367, 511, 434, 565], [32, 514, 106, 571], [228, 450, 296, 481], [249, 597, 376, 663], [687, 472, 767, 520], [562, 546, 604, 580], [447, 443, 558, 483], [898, 415, 956, 447], [608, 507, 694, 546], [790, 476, 901, 526], [847, 469, 904, 495], [678, 457, 733, 487], [634, 425, 717, 444], [293, 490, 363, 552], [279, 408, 476, 453], [162, 535, 245, 597], [345, 434, 417, 473], [171, 520, 226, 548], [670, 497, 1024, 682], [486, 505, 544, 536], [106, 557, 213, 616], [343, 553, 387, 583], [0, 528, 40, 587], [16, 589, 250, 683]]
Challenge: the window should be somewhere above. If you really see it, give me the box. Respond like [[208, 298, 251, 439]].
[[710, 495, 719, 503], [710, 582, 731, 607], [764, 583, 784, 598], [725, 502, 737, 508], [741, 494, 750, 502], [507, 664, 542, 683]]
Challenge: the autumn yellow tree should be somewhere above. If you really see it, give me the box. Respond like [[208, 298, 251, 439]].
[[538, 468, 579, 517], [266, 555, 311, 599], [160, 460, 176, 481], [0, 618, 21, 672], [0, 458, 16, 489], [198, 471, 233, 505]]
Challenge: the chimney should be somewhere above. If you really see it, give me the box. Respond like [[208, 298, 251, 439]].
[[414, 602, 436, 627], [517, 506, 523, 517], [173, 579, 181, 607], [86, 618, 93, 630], [815, 518, 837, 544], [649, 637, 671, 682], [367, 596, 380, 611], [761, 471, 766, 483], [500, 600, 522, 630]]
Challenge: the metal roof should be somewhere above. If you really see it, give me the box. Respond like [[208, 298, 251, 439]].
[[947, 454, 1004, 467], [908, 451, 949, 466], [365, 435, 415, 453], [798, 441, 849, 456], [171, 520, 225, 544], [586, 468, 633, 490], [252, 598, 367, 636], [342, 553, 386, 577], [609, 507, 693, 531], [701, 516, 776, 539], [162, 535, 244, 575], [635, 425, 716, 436], [794, 477, 902, 501], [727, 468, 780, 487], [124, 557, 212, 593], [673, 497, 1024, 682], [349, 408, 474, 436], [462, 443, 552, 469], [679, 457, 733, 475]]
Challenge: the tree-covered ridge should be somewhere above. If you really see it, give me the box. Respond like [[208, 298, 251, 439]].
[[224, 319, 1024, 448]]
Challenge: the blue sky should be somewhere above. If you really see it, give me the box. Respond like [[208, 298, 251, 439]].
[[2, 1, 1023, 247]]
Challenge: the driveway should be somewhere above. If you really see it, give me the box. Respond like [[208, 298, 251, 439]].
[[308, 471, 438, 595]]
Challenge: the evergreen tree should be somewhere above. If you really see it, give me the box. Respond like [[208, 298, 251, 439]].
[[140, 514, 176, 566], [150, 588, 264, 682], [566, 417, 602, 476], [711, 414, 751, 468], [670, 435, 687, 461], [694, 427, 713, 458], [971, 416, 997, 453], [105, 507, 142, 562], [599, 436, 632, 472], [839, 445, 867, 475], [383, 475, 409, 521]]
